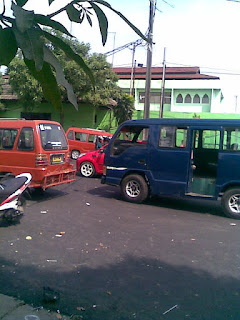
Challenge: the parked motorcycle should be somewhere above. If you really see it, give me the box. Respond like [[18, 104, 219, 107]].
[[0, 173, 32, 222]]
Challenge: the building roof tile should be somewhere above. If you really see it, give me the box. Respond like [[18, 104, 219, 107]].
[[113, 67, 219, 80]]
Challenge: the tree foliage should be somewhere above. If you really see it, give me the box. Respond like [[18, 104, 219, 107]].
[[0, 0, 147, 111], [8, 57, 43, 110], [113, 93, 135, 125], [8, 34, 135, 125]]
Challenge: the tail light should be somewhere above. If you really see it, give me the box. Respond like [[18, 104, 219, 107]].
[[66, 152, 71, 164], [35, 154, 49, 167]]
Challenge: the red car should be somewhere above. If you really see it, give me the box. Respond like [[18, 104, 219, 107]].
[[76, 146, 106, 177]]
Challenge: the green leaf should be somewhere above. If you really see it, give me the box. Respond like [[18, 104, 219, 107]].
[[86, 13, 92, 27], [15, 0, 28, 6], [92, 0, 148, 42], [48, 0, 56, 5], [91, 3, 108, 45], [42, 30, 95, 87], [66, 4, 81, 23], [43, 47, 78, 110], [24, 58, 63, 112], [34, 14, 72, 37], [0, 27, 18, 66], [11, 3, 34, 33], [13, 26, 44, 71]]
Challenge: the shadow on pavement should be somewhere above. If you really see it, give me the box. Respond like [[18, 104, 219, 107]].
[[27, 188, 68, 204], [88, 185, 225, 219], [0, 255, 239, 320]]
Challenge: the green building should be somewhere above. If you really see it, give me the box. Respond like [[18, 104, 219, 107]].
[[113, 66, 240, 120], [1, 67, 239, 133]]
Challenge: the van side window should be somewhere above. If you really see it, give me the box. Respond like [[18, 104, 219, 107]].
[[67, 130, 74, 140], [17, 127, 34, 151], [111, 126, 149, 156], [223, 128, 240, 151], [0, 129, 18, 150], [88, 134, 95, 143], [202, 130, 220, 149], [75, 132, 87, 142], [159, 127, 187, 148]]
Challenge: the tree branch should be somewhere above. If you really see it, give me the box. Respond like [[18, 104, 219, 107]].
[[47, 0, 81, 18]]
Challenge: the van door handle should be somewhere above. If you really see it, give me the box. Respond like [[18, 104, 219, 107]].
[[138, 159, 146, 165]]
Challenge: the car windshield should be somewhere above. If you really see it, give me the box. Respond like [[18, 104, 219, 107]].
[[39, 123, 68, 150]]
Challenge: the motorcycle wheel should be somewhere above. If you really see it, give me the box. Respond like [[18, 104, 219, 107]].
[[4, 209, 17, 222]]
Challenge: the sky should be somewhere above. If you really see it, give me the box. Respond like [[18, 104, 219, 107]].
[[2, 0, 240, 112]]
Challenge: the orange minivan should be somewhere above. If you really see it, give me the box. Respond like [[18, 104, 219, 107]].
[[66, 127, 113, 159], [0, 119, 76, 190]]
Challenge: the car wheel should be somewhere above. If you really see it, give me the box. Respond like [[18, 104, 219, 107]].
[[221, 188, 240, 219], [71, 150, 80, 160], [80, 161, 96, 178], [121, 174, 148, 203]]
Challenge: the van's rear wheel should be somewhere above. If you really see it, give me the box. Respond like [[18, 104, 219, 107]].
[[121, 174, 148, 203], [71, 150, 80, 160], [221, 188, 240, 219]]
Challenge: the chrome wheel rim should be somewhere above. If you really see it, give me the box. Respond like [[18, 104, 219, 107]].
[[72, 151, 80, 159], [228, 194, 240, 213], [81, 163, 94, 177], [126, 180, 141, 198]]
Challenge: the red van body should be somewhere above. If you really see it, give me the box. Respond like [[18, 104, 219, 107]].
[[66, 127, 113, 159], [0, 119, 75, 189]]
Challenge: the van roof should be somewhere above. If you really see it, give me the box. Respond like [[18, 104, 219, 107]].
[[122, 118, 240, 127], [67, 127, 112, 135], [0, 119, 62, 128]]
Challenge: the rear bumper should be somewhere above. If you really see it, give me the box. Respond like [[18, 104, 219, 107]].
[[42, 169, 76, 190], [31, 168, 76, 190]]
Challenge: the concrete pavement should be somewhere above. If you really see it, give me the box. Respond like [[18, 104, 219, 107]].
[[0, 294, 71, 320]]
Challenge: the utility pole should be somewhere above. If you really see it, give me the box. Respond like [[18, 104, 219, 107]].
[[130, 43, 136, 96], [143, 0, 155, 119], [132, 59, 136, 98], [108, 32, 116, 66], [235, 95, 238, 113], [159, 47, 166, 118]]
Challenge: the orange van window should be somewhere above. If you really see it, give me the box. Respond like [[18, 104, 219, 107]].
[[75, 132, 87, 142], [67, 130, 74, 140], [0, 129, 18, 150], [17, 127, 34, 151], [39, 123, 68, 150]]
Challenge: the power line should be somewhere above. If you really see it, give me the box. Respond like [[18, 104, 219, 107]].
[[104, 39, 145, 56]]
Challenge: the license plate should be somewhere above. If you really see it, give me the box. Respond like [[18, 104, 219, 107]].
[[51, 154, 64, 164]]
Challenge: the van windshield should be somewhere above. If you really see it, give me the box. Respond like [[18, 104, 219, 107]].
[[39, 123, 68, 150], [111, 125, 149, 156]]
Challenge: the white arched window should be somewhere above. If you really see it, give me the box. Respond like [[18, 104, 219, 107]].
[[176, 94, 183, 103], [184, 94, 191, 103], [202, 94, 209, 104], [193, 94, 200, 103]]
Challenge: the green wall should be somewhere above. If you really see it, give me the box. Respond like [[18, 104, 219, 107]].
[[0, 101, 113, 133], [1, 101, 240, 138]]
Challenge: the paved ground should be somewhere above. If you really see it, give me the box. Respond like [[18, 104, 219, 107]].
[[0, 174, 240, 319], [0, 293, 70, 319]]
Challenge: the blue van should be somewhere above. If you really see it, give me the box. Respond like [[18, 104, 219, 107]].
[[101, 118, 240, 219]]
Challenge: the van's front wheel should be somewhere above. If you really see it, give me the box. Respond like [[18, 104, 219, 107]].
[[221, 188, 240, 219], [121, 174, 148, 203]]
